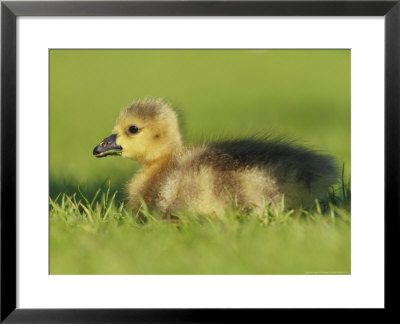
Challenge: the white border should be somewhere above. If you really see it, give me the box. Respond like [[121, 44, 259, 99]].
[[17, 17, 384, 308]]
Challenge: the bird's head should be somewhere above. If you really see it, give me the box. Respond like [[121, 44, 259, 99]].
[[93, 98, 183, 165]]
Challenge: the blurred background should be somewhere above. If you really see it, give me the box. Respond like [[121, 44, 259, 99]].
[[50, 49, 350, 200]]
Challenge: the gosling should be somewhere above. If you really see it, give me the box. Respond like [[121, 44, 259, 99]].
[[93, 98, 338, 217]]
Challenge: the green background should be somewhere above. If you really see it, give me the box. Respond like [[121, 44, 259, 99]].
[[50, 49, 350, 198]]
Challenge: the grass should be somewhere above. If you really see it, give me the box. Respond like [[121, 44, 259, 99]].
[[49, 177, 351, 275]]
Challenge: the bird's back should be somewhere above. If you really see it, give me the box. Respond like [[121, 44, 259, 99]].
[[207, 138, 338, 188]]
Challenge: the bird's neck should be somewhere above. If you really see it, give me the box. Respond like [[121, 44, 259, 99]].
[[140, 148, 181, 176]]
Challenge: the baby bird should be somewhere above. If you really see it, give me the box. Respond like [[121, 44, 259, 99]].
[[93, 98, 338, 217]]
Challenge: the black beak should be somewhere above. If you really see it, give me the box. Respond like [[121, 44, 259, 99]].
[[93, 134, 123, 158]]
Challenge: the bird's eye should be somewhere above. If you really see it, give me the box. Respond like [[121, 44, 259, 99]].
[[128, 125, 139, 134]]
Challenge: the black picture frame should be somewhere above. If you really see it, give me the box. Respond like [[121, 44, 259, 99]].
[[1, 0, 399, 322]]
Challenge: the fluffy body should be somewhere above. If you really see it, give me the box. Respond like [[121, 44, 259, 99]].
[[107, 98, 338, 216]]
